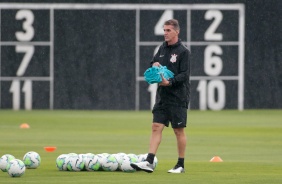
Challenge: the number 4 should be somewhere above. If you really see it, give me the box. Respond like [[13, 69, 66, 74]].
[[154, 10, 173, 35]]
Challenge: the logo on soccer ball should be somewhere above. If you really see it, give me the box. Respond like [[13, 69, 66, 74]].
[[170, 54, 177, 63]]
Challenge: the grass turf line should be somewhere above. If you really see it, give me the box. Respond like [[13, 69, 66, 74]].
[[0, 110, 281, 184]]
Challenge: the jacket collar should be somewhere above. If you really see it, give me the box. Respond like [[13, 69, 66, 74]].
[[164, 39, 181, 48]]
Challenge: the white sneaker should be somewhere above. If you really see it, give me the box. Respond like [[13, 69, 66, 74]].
[[167, 165, 185, 173], [130, 161, 154, 173]]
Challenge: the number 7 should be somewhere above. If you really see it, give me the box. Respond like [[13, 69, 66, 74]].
[[15, 45, 34, 76]]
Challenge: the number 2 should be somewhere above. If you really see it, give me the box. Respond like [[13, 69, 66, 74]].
[[204, 10, 223, 41]]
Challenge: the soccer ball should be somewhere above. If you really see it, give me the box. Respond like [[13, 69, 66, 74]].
[[101, 154, 118, 171], [119, 155, 136, 172], [137, 154, 146, 162], [138, 153, 158, 169], [78, 153, 88, 161], [68, 153, 78, 157], [84, 154, 101, 171], [23, 151, 41, 169], [6, 159, 26, 177], [98, 153, 110, 158], [56, 154, 69, 171], [127, 153, 138, 163], [112, 153, 124, 171], [96, 153, 109, 171], [78, 154, 88, 170], [0, 154, 15, 172], [116, 152, 127, 158], [66, 155, 84, 171]]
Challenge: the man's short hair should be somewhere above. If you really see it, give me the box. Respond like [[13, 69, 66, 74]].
[[164, 19, 180, 31]]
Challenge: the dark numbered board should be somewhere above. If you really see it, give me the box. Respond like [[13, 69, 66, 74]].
[[0, 4, 245, 110]]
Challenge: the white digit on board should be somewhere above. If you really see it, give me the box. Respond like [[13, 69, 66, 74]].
[[207, 80, 225, 110], [9, 80, 33, 110], [15, 45, 34, 76], [204, 45, 223, 76], [154, 10, 173, 35], [197, 80, 226, 110], [204, 10, 223, 41], [15, 10, 34, 41], [149, 46, 161, 110], [22, 80, 32, 110], [197, 80, 207, 110], [148, 83, 158, 110], [9, 80, 20, 110]]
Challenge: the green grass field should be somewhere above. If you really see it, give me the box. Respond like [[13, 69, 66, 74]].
[[0, 110, 281, 184]]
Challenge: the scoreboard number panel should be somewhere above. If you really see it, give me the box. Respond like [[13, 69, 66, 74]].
[[139, 10, 188, 42], [1, 81, 50, 109], [191, 10, 239, 41], [190, 45, 239, 76], [1, 46, 50, 77], [1, 9, 50, 41], [0, 4, 244, 110], [0, 8, 51, 110], [191, 80, 238, 110], [136, 5, 244, 110]]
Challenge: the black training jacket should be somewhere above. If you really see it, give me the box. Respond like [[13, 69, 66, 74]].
[[151, 39, 190, 108]]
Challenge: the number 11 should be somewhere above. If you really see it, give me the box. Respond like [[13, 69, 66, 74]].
[[9, 80, 32, 110]]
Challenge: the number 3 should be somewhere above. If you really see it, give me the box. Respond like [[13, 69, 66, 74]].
[[15, 10, 34, 41]]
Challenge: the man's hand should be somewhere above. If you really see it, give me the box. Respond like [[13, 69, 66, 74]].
[[159, 74, 170, 86], [152, 62, 161, 67]]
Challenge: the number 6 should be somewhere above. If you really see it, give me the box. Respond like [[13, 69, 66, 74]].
[[204, 45, 223, 76]]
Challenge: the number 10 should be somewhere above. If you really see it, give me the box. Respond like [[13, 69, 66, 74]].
[[197, 80, 225, 110]]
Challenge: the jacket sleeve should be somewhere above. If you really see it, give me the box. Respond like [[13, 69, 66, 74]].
[[170, 50, 190, 87]]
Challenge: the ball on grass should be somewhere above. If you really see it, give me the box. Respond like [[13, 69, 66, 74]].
[[101, 154, 118, 171], [23, 151, 41, 169], [6, 159, 25, 177], [56, 154, 69, 171], [84, 154, 101, 171], [66, 155, 84, 171], [0, 154, 15, 172]]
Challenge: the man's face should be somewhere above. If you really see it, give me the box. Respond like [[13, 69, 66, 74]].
[[163, 25, 179, 43]]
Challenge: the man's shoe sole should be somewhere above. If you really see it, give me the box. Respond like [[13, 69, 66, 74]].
[[130, 163, 153, 173], [167, 170, 185, 173]]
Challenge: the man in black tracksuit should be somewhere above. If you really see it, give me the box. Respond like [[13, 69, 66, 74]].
[[131, 19, 190, 174], [152, 38, 190, 109]]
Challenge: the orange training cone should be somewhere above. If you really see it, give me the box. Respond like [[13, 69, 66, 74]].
[[44, 147, 57, 152], [20, 123, 30, 129], [210, 156, 223, 162]]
